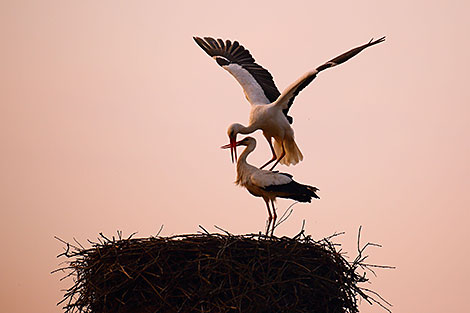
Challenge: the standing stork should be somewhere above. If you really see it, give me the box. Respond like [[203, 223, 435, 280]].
[[221, 137, 319, 236], [194, 36, 385, 170]]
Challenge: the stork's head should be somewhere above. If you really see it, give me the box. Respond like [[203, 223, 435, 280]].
[[224, 123, 244, 163], [221, 136, 256, 162], [235, 137, 256, 147]]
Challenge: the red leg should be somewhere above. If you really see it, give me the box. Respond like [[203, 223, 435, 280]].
[[264, 199, 273, 236], [259, 137, 277, 170], [270, 200, 277, 237], [269, 141, 286, 171]]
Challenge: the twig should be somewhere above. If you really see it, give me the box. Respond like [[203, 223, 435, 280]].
[[156, 225, 164, 237], [213, 225, 232, 236], [198, 225, 210, 234], [270, 201, 299, 237], [54, 236, 80, 253], [293, 220, 306, 240]]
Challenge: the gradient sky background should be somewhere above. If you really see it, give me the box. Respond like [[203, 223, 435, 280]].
[[1, 1, 470, 312]]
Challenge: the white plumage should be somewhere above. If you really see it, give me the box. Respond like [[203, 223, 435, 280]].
[[225, 63, 268, 104], [221, 137, 320, 236], [195, 36, 385, 170]]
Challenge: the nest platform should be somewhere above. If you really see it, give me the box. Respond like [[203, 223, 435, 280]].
[[55, 230, 389, 313]]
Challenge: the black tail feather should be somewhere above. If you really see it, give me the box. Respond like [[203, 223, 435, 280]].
[[264, 181, 320, 202]]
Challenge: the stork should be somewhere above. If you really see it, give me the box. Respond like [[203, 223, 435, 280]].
[[194, 36, 385, 170], [221, 137, 319, 236]]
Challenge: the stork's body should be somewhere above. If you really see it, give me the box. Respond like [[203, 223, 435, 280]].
[[233, 103, 298, 169], [222, 137, 319, 236], [248, 103, 293, 141], [194, 36, 385, 170]]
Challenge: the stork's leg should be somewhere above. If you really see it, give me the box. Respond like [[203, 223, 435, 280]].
[[264, 199, 273, 236], [269, 141, 286, 171], [270, 200, 278, 237], [259, 137, 277, 170]]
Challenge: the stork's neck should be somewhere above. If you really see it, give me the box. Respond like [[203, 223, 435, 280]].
[[237, 123, 259, 135], [238, 142, 255, 165], [235, 142, 257, 186]]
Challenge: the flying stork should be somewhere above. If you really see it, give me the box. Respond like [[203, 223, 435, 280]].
[[194, 36, 385, 170], [221, 136, 319, 236]]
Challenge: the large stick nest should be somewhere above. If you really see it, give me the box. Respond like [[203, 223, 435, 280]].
[[54, 229, 391, 313]]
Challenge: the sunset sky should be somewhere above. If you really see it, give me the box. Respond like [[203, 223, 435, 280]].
[[1, 1, 469, 312]]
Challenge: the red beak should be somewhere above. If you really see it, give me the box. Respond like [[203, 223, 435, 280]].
[[231, 137, 237, 163], [220, 137, 238, 163]]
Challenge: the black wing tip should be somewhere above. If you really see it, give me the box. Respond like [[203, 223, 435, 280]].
[[320, 35, 386, 69], [308, 186, 320, 199], [194, 36, 230, 45], [193, 36, 204, 43], [368, 36, 386, 46], [193, 36, 233, 56], [193, 36, 208, 50], [193, 36, 222, 57]]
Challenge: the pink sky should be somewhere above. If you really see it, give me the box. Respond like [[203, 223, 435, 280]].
[[1, 1, 469, 312]]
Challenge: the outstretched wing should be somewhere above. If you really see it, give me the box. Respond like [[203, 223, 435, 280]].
[[276, 36, 386, 123], [193, 36, 281, 105]]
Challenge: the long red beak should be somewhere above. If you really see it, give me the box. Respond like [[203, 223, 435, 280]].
[[220, 137, 238, 163]]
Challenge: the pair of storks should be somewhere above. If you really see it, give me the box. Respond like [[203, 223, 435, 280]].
[[194, 36, 385, 235]]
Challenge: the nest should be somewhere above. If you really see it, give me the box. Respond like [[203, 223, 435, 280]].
[[54, 228, 391, 313]]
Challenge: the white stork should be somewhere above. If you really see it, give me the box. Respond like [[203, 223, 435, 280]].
[[221, 136, 319, 236], [194, 36, 385, 170]]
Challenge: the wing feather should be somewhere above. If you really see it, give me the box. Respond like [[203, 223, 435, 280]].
[[250, 171, 292, 188], [194, 36, 281, 104], [275, 36, 386, 122]]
